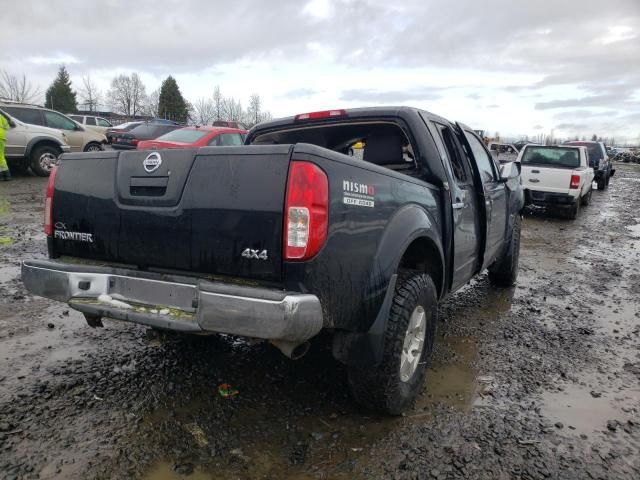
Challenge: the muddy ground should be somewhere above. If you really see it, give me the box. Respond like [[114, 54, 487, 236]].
[[1, 163, 639, 480]]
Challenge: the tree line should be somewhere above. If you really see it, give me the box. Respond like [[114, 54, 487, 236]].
[[0, 67, 272, 128]]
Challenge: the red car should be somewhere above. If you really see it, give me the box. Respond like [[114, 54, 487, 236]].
[[137, 126, 247, 150]]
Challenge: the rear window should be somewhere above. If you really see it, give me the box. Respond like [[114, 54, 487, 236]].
[[155, 128, 208, 143], [250, 120, 418, 174], [129, 125, 157, 137], [565, 142, 603, 164], [3, 106, 43, 125], [522, 146, 580, 168]]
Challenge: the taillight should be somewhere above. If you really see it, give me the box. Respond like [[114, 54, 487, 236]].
[[294, 109, 346, 121], [131, 138, 139, 146], [44, 165, 58, 236], [569, 174, 580, 189], [284, 161, 329, 260]]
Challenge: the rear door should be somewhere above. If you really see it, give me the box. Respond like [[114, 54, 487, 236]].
[[458, 127, 507, 268], [429, 121, 481, 290]]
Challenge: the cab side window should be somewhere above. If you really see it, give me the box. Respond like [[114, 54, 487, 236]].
[[464, 131, 497, 183], [85, 117, 97, 126]]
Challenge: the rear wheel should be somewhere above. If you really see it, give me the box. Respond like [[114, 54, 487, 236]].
[[83, 142, 103, 152], [581, 187, 592, 206], [489, 214, 522, 286], [597, 174, 609, 190], [347, 273, 438, 415], [567, 198, 581, 219], [30, 145, 59, 177]]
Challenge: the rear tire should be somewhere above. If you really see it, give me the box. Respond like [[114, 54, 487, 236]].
[[489, 214, 522, 286], [581, 187, 592, 206], [567, 198, 580, 219], [83, 142, 103, 152], [30, 145, 59, 177], [347, 273, 438, 415]]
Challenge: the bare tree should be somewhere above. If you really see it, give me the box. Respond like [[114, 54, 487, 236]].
[[192, 97, 214, 125], [0, 71, 40, 103], [144, 89, 160, 117], [107, 73, 147, 118], [223, 97, 243, 122], [80, 75, 101, 112], [246, 93, 262, 127], [212, 86, 224, 122]]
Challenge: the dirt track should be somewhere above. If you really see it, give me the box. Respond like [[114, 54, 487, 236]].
[[1, 163, 639, 480]]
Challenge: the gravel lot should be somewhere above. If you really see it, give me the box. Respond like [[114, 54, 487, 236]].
[[1, 163, 639, 480]]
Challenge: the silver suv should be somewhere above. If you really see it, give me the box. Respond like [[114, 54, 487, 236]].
[[0, 108, 70, 176], [0, 102, 106, 153]]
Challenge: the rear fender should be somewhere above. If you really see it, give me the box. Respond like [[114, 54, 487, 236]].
[[333, 204, 444, 367]]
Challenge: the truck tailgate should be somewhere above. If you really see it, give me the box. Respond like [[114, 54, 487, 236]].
[[51, 146, 292, 282], [521, 165, 573, 194]]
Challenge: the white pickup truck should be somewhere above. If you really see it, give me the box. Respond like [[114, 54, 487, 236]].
[[517, 144, 594, 219]]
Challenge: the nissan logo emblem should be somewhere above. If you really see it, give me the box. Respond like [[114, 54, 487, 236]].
[[143, 152, 162, 173]]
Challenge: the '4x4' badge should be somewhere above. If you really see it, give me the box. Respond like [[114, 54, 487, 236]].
[[241, 248, 268, 260]]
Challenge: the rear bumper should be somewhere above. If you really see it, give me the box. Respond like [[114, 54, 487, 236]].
[[110, 144, 136, 150], [21, 260, 323, 342], [525, 189, 577, 206]]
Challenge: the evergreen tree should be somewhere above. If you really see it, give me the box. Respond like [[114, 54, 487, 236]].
[[45, 66, 77, 113], [157, 76, 189, 122]]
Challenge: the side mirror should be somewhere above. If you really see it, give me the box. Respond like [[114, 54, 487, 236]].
[[499, 161, 520, 181]]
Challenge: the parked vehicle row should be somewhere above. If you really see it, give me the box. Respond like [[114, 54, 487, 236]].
[[22, 106, 525, 414], [0, 102, 106, 155]]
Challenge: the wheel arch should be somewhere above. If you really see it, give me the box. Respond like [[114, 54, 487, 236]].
[[25, 137, 64, 158], [333, 203, 446, 367]]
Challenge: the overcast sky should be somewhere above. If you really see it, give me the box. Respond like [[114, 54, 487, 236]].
[[2, 0, 639, 143]]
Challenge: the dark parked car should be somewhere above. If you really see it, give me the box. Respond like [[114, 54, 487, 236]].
[[111, 122, 182, 150], [564, 141, 614, 190], [105, 121, 143, 144], [22, 106, 524, 414]]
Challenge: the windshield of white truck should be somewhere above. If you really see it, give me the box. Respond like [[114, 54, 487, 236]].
[[521, 146, 580, 168]]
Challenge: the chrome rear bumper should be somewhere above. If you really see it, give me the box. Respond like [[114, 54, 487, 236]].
[[21, 260, 323, 342]]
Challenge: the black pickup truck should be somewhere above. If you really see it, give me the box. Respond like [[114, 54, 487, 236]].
[[22, 107, 524, 414]]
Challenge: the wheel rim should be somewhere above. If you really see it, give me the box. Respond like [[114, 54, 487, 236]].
[[400, 305, 427, 382], [86, 144, 101, 152], [39, 152, 57, 172]]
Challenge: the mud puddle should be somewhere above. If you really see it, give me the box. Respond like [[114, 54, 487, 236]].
[[541, 381, 640, 437], [137, 334, 484, 479]]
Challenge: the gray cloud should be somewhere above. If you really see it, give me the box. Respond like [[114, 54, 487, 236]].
[[0, 0, 638, 140], [282, 88, 320, 99], [340, 88, 442, 103], [556, 123, 590, 131]]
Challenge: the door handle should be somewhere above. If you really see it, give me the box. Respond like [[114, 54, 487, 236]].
[[452, 202, 464, 209], [531, 169, 540, 173], [530, 179, 540, 183]]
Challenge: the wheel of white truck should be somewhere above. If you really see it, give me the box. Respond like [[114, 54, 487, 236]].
[[581, 187, 592, 206], [489, 214, 522, 286], [568, 198, 581, 220], [347, 272, 437, 415]]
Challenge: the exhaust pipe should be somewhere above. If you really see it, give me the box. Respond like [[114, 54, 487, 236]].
[[271, 340, 310, 360]]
